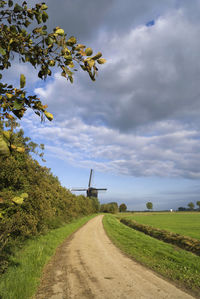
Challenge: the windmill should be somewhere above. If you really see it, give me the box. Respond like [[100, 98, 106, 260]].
[[71, 169, 107, 198]]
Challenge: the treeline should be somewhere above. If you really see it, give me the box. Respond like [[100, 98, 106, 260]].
[[100, 202, 127, 213], [100, 202, 119, 213], [0, 123, 99, 274]]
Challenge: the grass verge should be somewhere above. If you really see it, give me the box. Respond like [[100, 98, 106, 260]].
[[120, 217, 200, 256], [0, 214, 96, 299], [103, 214, 200, 298]]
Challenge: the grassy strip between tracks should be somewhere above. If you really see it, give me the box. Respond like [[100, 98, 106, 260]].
[[0, 214, 96, 299], [103, 214, 200, 298]]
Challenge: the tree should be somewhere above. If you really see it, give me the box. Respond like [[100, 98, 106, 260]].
[[146, 202, 153, 211], [119, 203, 127, 212], [0, 1, 106, 123], [0, 118, 46, 157], [196, 201, 200, 211], [188, 202, 194, 210], [100, 202, 118, 214], [178, 207, 186, 211]]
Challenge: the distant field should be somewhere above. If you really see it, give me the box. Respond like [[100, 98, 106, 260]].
[[118, 212, 200, 240]]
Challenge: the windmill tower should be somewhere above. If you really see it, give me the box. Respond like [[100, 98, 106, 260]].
[[71, 169, 107, 198]]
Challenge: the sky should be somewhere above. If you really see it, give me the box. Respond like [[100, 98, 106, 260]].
[[5, 0, 200, 210]]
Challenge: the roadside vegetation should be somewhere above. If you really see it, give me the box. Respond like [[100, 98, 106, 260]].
[[0, 121, 100, 276], [0, 215, 96, 299], [103, 214, 200, 297]]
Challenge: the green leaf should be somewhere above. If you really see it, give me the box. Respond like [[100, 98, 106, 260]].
[[14, 3, 23, 12], [91, 52, 102, 60], [35, 13, 42, 24], [0, 47, 6, 56], [13, 100, 23, 110], [42, 11, 48, 22], [85, 48, 93, 56], [20, 74, 26, 88], [0, 135, 10, 157], [24, 19, 31, 27], [45, 36, 54, 45], [41, 4, 48, 10], [67, 36, 77, 46], [8, 0, 13, 7]]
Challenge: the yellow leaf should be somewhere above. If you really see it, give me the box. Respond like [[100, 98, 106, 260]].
[[55, 28, 65, 35], [68, 62, 74, 68], [97, 58, 107, 64], [75, 44, 86, 50], [11, 144, 17, 149], [6, 93, 13, 99], [16, 147, 25, 153], [20, 193, 28, 199], [41, 4, 48, 10], [49, 60, 55, 66], [6, 114, 15, 120], [12, 196, 24, 205], [44, 111, 53, 121], [3, 131, 11, 140], [86, 59, 95, 68]]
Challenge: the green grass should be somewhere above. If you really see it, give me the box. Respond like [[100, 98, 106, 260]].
[[118, 212, 200, 240], [103, 214, 200, 297], [0, 214, 96, 299]]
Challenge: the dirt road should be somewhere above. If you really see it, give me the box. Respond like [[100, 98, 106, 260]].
[[35, 215, 194, 299]]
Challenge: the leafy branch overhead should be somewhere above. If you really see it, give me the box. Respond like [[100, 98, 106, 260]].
[[0, 1, 106, 121]]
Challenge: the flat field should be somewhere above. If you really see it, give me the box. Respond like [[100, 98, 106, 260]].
[[118, 212, 200, 240]]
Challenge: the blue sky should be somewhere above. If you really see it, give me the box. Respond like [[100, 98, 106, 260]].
[[5, 0, 200, 210]]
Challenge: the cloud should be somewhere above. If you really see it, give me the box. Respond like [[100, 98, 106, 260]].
[[34, 8, 200, 134], [39, 0, 178, 42], [20, 113, 200, 180], [16, 1, 200, 184]]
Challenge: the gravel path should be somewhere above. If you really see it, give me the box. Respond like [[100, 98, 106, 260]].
[[35, 215, 194, 299]]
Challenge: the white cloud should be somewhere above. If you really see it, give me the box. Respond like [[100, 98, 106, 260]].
[[16, 1, 200, 184], [34, 8, 200, 134], [20, 113, 200, 180]]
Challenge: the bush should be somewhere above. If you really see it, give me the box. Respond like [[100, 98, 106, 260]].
[[100, 202, 118, 214], [0, 153, 99, 274]]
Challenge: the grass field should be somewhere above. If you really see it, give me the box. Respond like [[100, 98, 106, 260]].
[[0, 214, 96, 299], [118, 212, 200, 240], [103, 214, 200, 297]]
